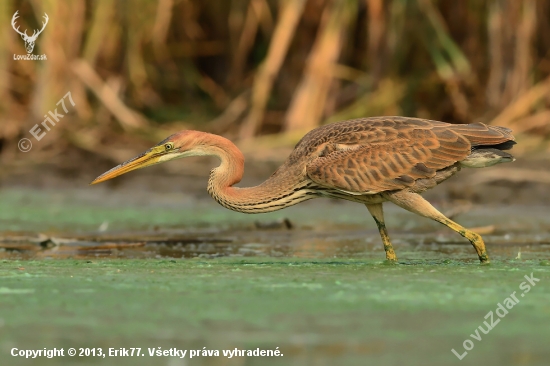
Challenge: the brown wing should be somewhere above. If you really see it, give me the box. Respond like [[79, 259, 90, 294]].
[[304, 117, 513, 194]]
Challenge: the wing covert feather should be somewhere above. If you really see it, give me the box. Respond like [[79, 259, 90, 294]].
[[304, 118, 493, 194]]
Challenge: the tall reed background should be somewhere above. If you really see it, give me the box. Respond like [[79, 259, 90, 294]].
[[1, 0, 549, 171]]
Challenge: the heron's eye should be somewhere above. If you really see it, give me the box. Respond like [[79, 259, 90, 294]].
[[164, 143, 174, 151]]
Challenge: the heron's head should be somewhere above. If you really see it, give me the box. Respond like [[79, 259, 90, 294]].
[[91, 130, 210, 185]]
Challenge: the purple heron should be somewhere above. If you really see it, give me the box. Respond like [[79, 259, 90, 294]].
[[92, 117, 515, 263]]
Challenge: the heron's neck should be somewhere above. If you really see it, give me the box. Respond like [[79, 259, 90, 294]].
[[204, 134, 314, 213]]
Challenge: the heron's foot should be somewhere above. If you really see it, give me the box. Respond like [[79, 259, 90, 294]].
[[479, 252, 490, 264], [440, 219, 490, 264], [468, 232, 490, 264], [384, 244, 398, 262], [382, 259, 399, 265]]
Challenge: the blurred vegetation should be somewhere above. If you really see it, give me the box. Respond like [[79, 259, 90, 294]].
[[1, 0, 550, 167]]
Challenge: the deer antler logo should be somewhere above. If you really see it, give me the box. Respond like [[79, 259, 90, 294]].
[[11, 10, 49, 54]]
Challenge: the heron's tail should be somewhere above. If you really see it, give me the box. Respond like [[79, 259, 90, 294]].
[[451, 122, 516, 168], [450, 122, 515, 147]]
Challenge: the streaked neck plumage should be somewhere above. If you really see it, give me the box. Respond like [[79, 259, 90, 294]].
[[202, 134, 314, 213]]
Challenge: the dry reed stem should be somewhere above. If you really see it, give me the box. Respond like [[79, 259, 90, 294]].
[[229, 0, 260, 86], [418, 0, 471, 76], [467, 225, 496, 235], [366, 0, 386, 84], [469, 168, 550, 186], [486, 0, 504, 108], [83, 0, 115, 65], [253, 0, 274, 36], [197, 75, 230, 109], [418, 0, 472, 121], [490, 75, 550, 128], [239, 0, 306, 139], [151, 0, 174, 63], [284, 0, 355, 133], [209, 91, 250, 134], [30, 0, 85, 117], [487, 0, 537, 109], [71, 59, 148, 130], [511, 0, 536, 98], [0, 0, 21, 142], [510, 110, 550, 134]]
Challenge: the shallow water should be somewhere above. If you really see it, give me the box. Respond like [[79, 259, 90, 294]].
[[2, 228, 550, 262], [2, 188, 550, 366], [1, 188, 549, 262]]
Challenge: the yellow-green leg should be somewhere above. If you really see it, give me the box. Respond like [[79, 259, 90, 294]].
[[385, 191, 490, 263], [366, 203, 398, 261]]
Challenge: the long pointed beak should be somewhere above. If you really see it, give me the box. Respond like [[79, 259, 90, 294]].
[[90, 148, 165, 185]]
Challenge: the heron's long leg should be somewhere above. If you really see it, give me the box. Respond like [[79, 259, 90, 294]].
[[366, 203, 397, 261], [385, 190, 489, 263]]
